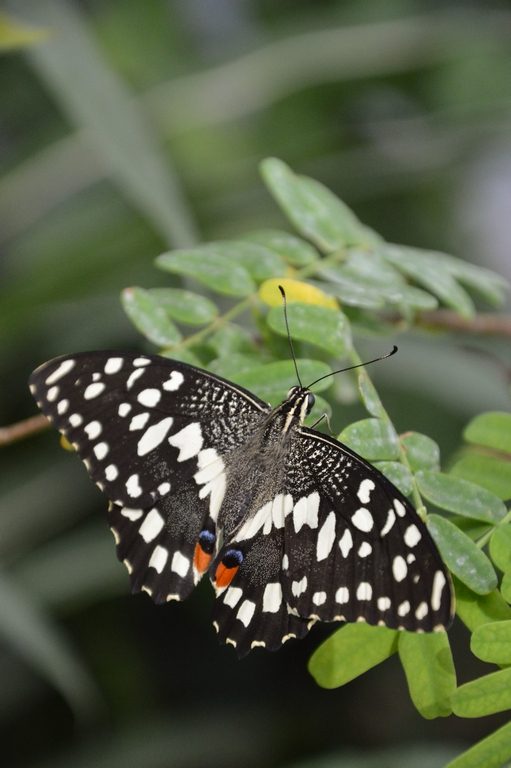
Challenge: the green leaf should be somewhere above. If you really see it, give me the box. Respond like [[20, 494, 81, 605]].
[[243, 229, 318, 266], [501, 573, 511, 604], [261, 158, 379, 252], [398, 632, 456, 719], [308, 623, 398, 689], [382, 245, 475, 318], [416, 470, 507, 524], [121, 287, 182, 346], [357, 370, 386, 419], [452, 667, 511, 718], [339, 418, 400, 461], [160, 348, 202, 366], [342, 248, 405, 287], [208, 324, 255, 358], [209, 353, 265, 381], [471, 620, 511, 665], [22, 0, 197, 247], [317, 265, 386, 309], [374, 462, 413, 496], [208, 240, 285, 281], [464, 412, 511, 454], [267, 303, 350, 357], [0, 572, 101, 721], [450, 452, 511, 501], [428, 515, 497, 595], [156, 250, 254, 296], [234, 359, 332, 403], [424, 251, 509, 307], [490, 526, 511, 572], [401, 432, 441, 472], [444, 720, 511, 768], [454, 578, 511, 631], [148, 288, 218, 326]]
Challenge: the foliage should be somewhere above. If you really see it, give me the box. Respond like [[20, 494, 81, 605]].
[[114, 159, 511, 768]]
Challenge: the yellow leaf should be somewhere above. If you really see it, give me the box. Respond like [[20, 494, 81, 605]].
[[60, 435, 75, 452], [259, 278, 338, 309]]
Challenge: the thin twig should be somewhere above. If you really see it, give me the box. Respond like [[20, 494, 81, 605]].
[[399, 310, 511, 337], [0, 414, 50, 447]]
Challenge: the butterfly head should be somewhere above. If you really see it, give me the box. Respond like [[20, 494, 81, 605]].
[[284, 386, 316, 423]]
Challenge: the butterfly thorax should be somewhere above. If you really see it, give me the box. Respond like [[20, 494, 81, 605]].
[[217, 388, 314, 539]]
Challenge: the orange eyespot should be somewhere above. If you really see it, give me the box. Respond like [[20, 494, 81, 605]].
[[193, 542, 212, 574], [215, 562, 239, 588]]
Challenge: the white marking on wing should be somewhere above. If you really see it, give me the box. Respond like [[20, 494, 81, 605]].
[[316, 511, 336, 561], [45, 359, 75, 385], [351, 507, 374, 532], [84, 382, 105, 400], [224, 586, 243, 608], [168, 422, 203, 462], [104, 357, 123, 374], [139, 508, 164, 542], [149, 545, 168, 573], [171, 551, 190, 577], [163, 371, 184, 391], [137, 417, 174, 456], [137, 388, 161, 408], [338, 528, 353, 558], [263, 582, 282, 613], [237, 599, 256, 627], [293, 492, 320, 533], [431, 570, 446, 611], [357, 479, 375, 504]]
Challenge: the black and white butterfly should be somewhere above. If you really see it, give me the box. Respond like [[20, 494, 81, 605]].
[[29, 351, 453, 656]]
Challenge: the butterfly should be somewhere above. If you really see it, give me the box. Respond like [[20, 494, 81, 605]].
[[29, 350, 453, 656]]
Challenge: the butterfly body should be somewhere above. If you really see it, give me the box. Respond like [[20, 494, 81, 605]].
[[29, 351, 453, 656]]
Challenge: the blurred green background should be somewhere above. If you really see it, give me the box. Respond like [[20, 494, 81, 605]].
[[1, 1, 510, 766]]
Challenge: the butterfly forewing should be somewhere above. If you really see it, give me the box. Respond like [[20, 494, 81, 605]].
[[30, 351, 453, 655], [29, 352, 267, 603]]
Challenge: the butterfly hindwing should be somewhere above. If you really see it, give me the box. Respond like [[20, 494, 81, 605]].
[[29, 352, 267, 601], [281, 428, 453, 631]]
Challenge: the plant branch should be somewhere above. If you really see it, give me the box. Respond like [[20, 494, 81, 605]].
[[0, 414, 50, 447], [395, 310, 511, 338]]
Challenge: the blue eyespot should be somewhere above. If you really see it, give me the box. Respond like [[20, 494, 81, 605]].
[[199, 529, 216, 554], [222, 548, 244, 568]]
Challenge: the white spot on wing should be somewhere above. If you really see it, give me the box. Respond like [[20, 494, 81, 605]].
[[171, 551, 190, 577], [237, 599, 256, 627], [149, 545, 168, 573], [404, 524, 422, 548], [357, 478, 375, 504], [316, 511, 336, 561], [85, 420, 102, 440], [57, 399, 69, 415], [84, 382, 105, 400], [313, 591, 327, 606], [381, 509, 396, 537], [339, 528, 353, 558], [104, 357, 123, 374], [394, 499, 407, 517], [137, 388, 161, 408], [357, 582, 372, 601], [237, 501, 272, 541], [118, 402, 131, 417], [335, 587, 349, 604], [224, 586, 243, 608], [69, 413, 83, 427], [358, 541, 372, 558], [158, 482, 171, 496], [130, 412, 150, 431], [293, 492, 320, 533], [398, 600, 410, 617], [262, 582, 282, 613], [134, 357, 150, 367], [378, 596, 391, 611], [127, 368, 145, 389], [121, 507, 143, 521], [45, 359, 75, 385], [282, 554, 289, 570], [126, 474, 142, 498], [137, 417, 174, 456], [431, 570, 446, 611], [352, 507, 374, 533], [139, 508, 164, 542], [163, 371, 184, 391], [392, 555, 407, 582], [105, 464, 118, 481], [415, 602, 428, 620], [168, 422, 203, 462], [47, 386, 59, 402], [93, 442, 109, 460], [291, 576, 307, 598]]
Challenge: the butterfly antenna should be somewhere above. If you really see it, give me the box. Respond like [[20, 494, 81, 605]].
[[278, 285, 303, 388], [307, 346, 398, 389]]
